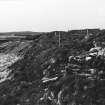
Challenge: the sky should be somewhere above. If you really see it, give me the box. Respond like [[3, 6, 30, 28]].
[[0, 0, 105, 32]]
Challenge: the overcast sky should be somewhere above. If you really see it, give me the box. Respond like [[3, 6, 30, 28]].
[[0, 0, 105, 32]]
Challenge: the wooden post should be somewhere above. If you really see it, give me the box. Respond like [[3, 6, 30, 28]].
[[87, 29, 88, 36], [58, 32, 61, 47], [55, 31, 56, 36]]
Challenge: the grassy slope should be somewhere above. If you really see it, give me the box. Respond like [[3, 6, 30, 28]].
[[0, 29, 104, 105]]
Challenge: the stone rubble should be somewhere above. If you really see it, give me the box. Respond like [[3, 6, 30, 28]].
[[0, 53, 21, 83]]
